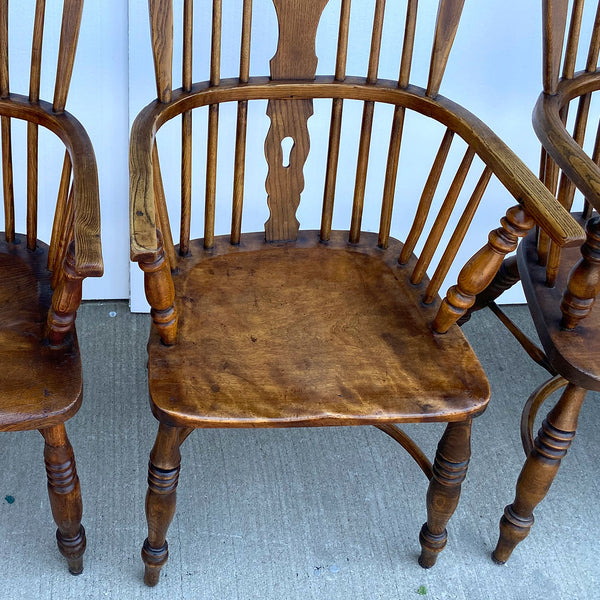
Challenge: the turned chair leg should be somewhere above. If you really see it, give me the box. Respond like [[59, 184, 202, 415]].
[[492, 383, 586, 564], [419, 420, 471, 568], [39, 424, 86, 575], [142, 423, 191, 586]]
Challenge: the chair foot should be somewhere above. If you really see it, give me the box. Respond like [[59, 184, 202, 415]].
[[40, 424, 86, 574], [493, 384, 586, 563], [492, 505, 533, 564], [58, 525, 86, 574], [418, 524, 447, 568], [418, 420, 471, 568], [142, 424, 185, 586], [142, 539, 168, 586]]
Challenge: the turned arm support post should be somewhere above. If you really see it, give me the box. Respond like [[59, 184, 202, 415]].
[[137, 230, 178, 346], [560, 216, 600, 330], [47, 241, 83, 346], [433, 205, 535, 333]]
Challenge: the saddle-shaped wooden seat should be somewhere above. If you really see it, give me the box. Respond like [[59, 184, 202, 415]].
[[148, 232, 488, 428], [0, 238, 81, 431]]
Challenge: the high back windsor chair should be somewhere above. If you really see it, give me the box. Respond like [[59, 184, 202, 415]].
[[0, 0, 102, 574], [469, 0, 600, 564], [129, 0, 582, 586]]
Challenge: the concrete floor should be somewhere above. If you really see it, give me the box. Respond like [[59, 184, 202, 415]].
[[0, 302, 598, 599]]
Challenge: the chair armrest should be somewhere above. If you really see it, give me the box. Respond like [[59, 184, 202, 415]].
[[130, 102, 160, 262], [533, 69, 600, 216], [0, 94, 103, 278]]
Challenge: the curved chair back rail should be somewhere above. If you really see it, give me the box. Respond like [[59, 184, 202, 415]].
[[534, 70, 600, 214], [130, 77, 582, 259], [1, 0, 102, 282], [529, 0, 600, 328]]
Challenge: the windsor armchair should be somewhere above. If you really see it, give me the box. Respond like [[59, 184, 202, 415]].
[[0, 1, 102, 574], [471, 0, 600, 564], [129, 0, 582, 586]]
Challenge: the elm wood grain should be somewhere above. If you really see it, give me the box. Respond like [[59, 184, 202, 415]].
[[0, 1, 101, 575], [147, 232, 489, 429], [132, 0, 584, 586]]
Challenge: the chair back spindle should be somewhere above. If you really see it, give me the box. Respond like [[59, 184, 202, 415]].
[[53, 0, 84, 113], [149, 0, 174, 103], [1, 0, 13, 243], [180, 0, 193, 254], [320, 0, 350, 242], [426, 0, 465, 98]]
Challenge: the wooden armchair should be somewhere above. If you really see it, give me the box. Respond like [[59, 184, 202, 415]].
[[129, 0, 583, 586], [0, 1, 102, 575], [473, 0, 600, 564]]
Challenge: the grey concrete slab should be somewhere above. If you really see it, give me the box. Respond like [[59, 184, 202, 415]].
[[0, 302, 597, 599]]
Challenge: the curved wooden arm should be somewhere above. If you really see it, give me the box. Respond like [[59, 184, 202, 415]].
[[130, 76, 585, 259], [0, 93, 102, 278], [533, 69, 600, 214]]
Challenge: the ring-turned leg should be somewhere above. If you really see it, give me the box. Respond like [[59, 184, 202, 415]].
[[142, 423, 188, 586], [39, 424, 86, 575], [493, 383, 586, 564], [419, 420, 471, 568]]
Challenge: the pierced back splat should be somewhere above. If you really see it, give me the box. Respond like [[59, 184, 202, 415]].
[[264, 0, 328, 242]]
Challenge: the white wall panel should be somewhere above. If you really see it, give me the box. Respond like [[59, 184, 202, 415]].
[[1, 0, 130, 299]]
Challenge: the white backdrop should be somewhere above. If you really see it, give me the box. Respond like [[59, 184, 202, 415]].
[[2, 0, 129, 299], [5, 2, 595, 308]]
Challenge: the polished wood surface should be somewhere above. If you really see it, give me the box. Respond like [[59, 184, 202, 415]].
[[0, 0, 101, 575], [147, 232, 488, 428], [130, 0, 583, 586]]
